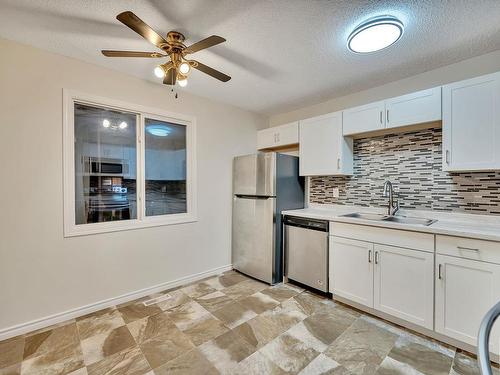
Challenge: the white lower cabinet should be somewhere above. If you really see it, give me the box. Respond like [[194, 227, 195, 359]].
[[330, 236, 374, 307], [435, 254, 500, 353], [373, 244, 434, 329]]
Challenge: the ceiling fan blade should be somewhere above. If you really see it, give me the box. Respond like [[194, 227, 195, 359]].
[[116, 11, 168, 50], [184, 35, 226, 54], [191, 61, 231, 82], [101, 50, 166, 58], [163, 67, 177, 85]]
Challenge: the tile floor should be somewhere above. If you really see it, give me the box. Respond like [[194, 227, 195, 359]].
[[1, 270, 498, 375]]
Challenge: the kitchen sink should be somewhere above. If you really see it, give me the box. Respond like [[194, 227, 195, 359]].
[[342, 212, 389, 221], [341, 212, 437, 226], [383, 216, 437, 226]]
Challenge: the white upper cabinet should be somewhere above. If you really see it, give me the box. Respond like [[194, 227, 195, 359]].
[[343, 88, 442, 136], [299, 112, 353, 176], [257, 122, 299, 150], [442, 72, 500, 171], [343, 100, 385, 136], [385, 87, 441, 129]]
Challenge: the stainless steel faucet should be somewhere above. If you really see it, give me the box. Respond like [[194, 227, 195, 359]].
[[383, 180, 399, 216]]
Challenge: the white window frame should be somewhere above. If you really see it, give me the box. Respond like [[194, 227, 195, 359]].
[[63, 89, 197, 237]]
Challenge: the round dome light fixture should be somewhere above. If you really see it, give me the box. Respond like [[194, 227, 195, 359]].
[[348, 16, 404, 53], [119, 121, 128, 129], [102, 119, 110, 128], [146, 124, 171, 137]]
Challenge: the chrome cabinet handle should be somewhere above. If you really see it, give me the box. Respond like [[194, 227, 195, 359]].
[[368, 250, 372, 263], [445, 150, 450, 164], [386, 109, 389, 123], [374, 251, 379, 264], [337, 158, 340, 170], [438, 264, 443, 279], [457, 246, 480, 252], [380, 111, 383, 124]]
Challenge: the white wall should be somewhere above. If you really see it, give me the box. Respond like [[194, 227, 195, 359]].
[[269, 50, 500, 126], [0, 38, 266, 333]]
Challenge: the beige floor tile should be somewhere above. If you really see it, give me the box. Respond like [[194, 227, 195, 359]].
[[181, 281, 217, 298], [292, 292, 331, 316], [23, 323, 80, 360], [86, 346, 151, 375], [203, 276, 227, 290], [127, 311, 176, 344], [298, 353, 344, 375], [260, 332, 320, 373], [217, 271, 250, 288], [181, 315, 229, 346], [223, 279, 268, 300], [211, 301, 257, 329], [199, 330, 256, 374], [0, 336, 24, 369], [80, 326, 136, 366], [166, 301, 211, 331], [0, 362, 21, 375], [24, 320, 76, 338], [153, 348, 218, 375], [76, 308, 125, 340], [235, 351, 290, 375], [239, 292, 280, 314], [384, 335, 454, 375], [117, 299, 163, 324], [324, 318, 399, 375], [232, 314, 284, 349], [21, 344, 84, 375], [139, 329, 194, 369], [67, 368, 88, 375], [195, 291, 234, 312], [261, 300, 309, 334], [260, 284, 302, 303], [155, 290, 191, 311]]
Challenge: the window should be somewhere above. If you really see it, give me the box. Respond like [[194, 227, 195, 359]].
[[64, 90, 196, 236]]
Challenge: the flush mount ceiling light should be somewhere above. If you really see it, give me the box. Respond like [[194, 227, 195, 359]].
[[146, 124, 171, 137], [348, 16, 404, 53]]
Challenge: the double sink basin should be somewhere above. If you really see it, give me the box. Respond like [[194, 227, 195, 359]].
[[341, 212, 437, 226]]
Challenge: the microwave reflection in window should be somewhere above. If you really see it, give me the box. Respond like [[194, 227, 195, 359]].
[[74, 103, 137, 224]]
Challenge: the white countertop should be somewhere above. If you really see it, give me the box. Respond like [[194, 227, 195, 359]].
[[282, 204, 500, 242]]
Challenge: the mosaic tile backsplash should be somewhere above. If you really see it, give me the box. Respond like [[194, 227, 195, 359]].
[[309, 127, 500, 215]]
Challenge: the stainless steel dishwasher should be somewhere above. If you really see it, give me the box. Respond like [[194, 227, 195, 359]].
[[283, 215, 329, 292]]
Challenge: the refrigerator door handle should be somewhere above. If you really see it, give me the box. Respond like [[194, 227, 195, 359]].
[[234, 195, 272, 200]]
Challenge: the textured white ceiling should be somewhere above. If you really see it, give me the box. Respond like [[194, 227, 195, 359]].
[[1, 0, 500, 115]]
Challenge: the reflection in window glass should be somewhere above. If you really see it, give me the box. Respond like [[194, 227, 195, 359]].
[[74, 103, 137, 224], [144, 118, 187, 216]]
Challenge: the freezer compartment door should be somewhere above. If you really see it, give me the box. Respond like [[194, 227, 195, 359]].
[[285, 224, 328, 292], [233, 153, 276, 196], [232, 195, 275, 284]]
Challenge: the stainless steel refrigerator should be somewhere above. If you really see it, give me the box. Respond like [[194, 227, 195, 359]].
[[232, 152, 304, 284]]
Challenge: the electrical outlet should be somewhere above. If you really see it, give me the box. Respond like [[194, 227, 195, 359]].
[[332, 187, 340, 198]]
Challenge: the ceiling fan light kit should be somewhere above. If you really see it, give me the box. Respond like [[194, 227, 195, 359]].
[[101, 11, 231, 90]]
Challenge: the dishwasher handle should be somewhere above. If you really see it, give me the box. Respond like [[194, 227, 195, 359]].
[[283, 216, 328, 232]]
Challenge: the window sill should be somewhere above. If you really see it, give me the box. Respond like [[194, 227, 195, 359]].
[[64, 214, 197, 237]]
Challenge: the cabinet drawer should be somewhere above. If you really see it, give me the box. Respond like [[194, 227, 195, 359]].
[[330, 222, 434, 253], [436, 235, 500, 264]]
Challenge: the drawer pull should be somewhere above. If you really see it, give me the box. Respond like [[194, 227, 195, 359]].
[[375, 251, 379, 264], [457, 246, 480, 253], [368, 249, 372, 263], [438, 264, 443, 279]]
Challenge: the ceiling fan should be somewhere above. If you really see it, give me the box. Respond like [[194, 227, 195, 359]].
[[101, 11, 231, 87]]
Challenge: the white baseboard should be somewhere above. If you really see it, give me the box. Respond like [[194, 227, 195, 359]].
[[0, 264, 232, 341]]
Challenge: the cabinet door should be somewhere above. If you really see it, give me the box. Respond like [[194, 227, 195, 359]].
[[385, 87, 442, 129], [276, 122, 299, 146], [299, 112, 352, 176], [330, 236, 374, 307], [373, 244, 434, 329], [442, 72, 500, 171], [435, 255, 500, 353], [257, 127, 277, 150], [343, 100, 385, 136]]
